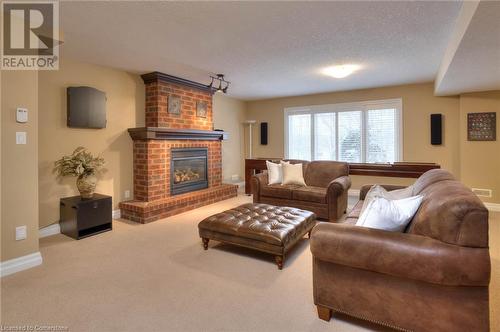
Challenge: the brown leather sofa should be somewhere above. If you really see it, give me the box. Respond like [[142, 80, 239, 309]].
[[310, 169, 490, 331], [251, 160, 350, 222]]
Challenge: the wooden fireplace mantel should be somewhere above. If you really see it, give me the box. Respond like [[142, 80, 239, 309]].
[[128, 127, 229, 141]]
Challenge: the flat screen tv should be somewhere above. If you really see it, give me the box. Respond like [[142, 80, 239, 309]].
[[67, 86, 106, 128]]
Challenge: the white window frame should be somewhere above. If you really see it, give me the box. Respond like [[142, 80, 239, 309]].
[[284, 98, 403, 163]]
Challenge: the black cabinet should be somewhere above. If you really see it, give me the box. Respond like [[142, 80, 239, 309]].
[[60, 194, 112, 239]]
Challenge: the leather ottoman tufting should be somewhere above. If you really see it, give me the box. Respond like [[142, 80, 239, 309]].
[[198, 203, 316, 269]]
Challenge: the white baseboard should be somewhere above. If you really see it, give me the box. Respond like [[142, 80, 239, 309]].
[[0, 252, 42, 277], [112, 209, 121, 219], [348, 189, 360, 198], [39, 223, 61, 238], [484, 202, 500, 212]]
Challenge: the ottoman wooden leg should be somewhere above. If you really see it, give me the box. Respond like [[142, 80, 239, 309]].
[[308, 230, 312, 238], [317, 305, 332, 321], [275, 255, 284, 270], [202, 238, 209, 250]]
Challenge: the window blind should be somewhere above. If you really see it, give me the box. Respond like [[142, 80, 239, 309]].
[[285, 99, 401, 163]]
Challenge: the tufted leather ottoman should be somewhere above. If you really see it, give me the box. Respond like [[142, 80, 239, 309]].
[[198, 203, 316, 269]]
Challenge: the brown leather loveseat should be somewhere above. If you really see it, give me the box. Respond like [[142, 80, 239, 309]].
[[251, 160, 350, 222], [310, 169, 491, 331]]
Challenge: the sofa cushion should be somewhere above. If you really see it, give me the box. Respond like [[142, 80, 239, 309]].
[[261, 184, 299, 199], [356, 195, 424, 232], [412, 169, 455, 195], [360, 184, 414, 216], [282, 163, 307, 186], [292, 186, 327, 203], [266, 160, 283, 185], [304, 161, 349, 187]]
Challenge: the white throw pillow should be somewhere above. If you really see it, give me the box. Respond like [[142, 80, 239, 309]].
[[356, 195, 423, 232], [282, 163, 306, 186], [360, 185, 414, 216], [266, 161, 282, 185]]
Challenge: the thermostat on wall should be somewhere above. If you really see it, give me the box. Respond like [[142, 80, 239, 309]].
[[16, 108, 28, 123]]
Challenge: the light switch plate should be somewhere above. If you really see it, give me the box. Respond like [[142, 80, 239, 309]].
[[16, 108, 28, 123], [124, 190, 131, 199], [16, 132, 27, 144], [16, 226, 27, 241]]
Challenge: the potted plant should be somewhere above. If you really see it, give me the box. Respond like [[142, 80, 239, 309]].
[[54, 147, 105, 199]]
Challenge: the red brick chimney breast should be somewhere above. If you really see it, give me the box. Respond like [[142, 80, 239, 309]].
[[119, 72, 237, 223]]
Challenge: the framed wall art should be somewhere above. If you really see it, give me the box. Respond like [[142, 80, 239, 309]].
[[467, 112, 496, 141], [196, 101, 208, 118], [168, 95, 181, 114]]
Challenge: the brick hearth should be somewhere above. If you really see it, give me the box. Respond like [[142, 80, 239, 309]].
[[120, 185, 237, 223], [119, 72, 238, 223]]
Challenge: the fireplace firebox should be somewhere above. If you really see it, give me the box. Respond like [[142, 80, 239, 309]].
[[171, 148, 208, 195]]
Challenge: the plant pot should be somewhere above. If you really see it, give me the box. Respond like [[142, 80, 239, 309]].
[[76, 174, 97, 199]]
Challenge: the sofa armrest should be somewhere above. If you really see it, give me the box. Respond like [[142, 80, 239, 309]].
[[327, 176, 351, 198], [359, 184, 408, 200], [251, 172, 268, 202], [310, 223, 490, 286]]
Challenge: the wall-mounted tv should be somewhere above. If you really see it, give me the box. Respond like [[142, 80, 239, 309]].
[[67, 86, 106, 128]]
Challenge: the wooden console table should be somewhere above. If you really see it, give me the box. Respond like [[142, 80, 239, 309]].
[[244, 159, 440, 195]]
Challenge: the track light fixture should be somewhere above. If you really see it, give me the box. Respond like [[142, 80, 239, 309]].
[[207, 74, 230, 94], [207, 76, 214, 89]]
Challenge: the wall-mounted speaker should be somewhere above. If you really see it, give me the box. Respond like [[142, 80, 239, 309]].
[[260, 122, 268, 145], [430, 114, 442, 145]]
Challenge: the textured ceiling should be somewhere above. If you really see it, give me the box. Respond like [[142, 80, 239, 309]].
[[60, 1, 463, 100]]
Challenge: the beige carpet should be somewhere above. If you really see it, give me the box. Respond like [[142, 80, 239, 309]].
[[1, 195, 499, 332]]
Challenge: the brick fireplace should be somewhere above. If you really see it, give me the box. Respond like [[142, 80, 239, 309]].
[[119, 72, 238, 223]]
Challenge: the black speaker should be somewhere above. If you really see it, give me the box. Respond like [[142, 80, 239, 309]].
[[260, 122, 268, 145], [430, 114, 442, 145]]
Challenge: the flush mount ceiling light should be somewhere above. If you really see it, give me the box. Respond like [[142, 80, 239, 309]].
[[207, 74, 230, 93], [321, 64, 361, 78]]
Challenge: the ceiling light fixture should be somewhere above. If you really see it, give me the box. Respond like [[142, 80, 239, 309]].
[[321, 64, 361, 78], [207, 74, 230, 94]]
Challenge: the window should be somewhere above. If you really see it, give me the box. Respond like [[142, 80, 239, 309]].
[[338, 111, 362, 162], [314, 112, 336, 160], [284, 99, 402, 163], [287, 113, 311, 160]]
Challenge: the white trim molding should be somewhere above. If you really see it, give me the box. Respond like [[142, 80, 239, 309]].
[[484, 202, 500, 212], [112, 209, 121, 219], [0, 252, 42, 277], [39, 223, 61, 238], [39, 210, 120, 239]]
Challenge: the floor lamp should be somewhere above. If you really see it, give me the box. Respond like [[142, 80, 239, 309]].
[[243, 120, 256, 159]]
